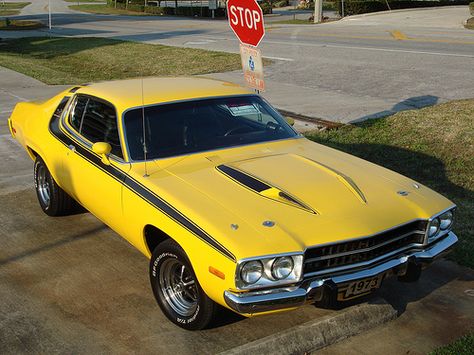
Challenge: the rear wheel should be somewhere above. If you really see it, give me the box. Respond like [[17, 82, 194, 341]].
[[34, 157, 76, 216], [149, 239, 217, 330]]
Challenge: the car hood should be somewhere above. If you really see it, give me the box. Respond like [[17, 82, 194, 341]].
[[133, 138, 453, 260]]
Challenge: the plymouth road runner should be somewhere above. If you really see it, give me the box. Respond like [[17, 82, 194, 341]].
[[8, 77, 457, 330]]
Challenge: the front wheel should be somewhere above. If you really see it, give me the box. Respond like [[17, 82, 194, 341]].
[[149, 239, 217, 330]]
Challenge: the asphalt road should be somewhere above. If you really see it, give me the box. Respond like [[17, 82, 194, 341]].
[[1, 3, 473, 122]]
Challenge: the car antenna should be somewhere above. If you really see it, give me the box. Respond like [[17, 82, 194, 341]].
[[141, 78, 149, 178]]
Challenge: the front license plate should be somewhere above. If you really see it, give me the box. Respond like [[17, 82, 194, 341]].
[[338, 274, 384, 301]]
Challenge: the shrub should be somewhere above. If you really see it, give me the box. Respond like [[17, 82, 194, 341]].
[[336, 0, 471, 16], [323, 1, 337, 10], [106, 1, 227, 17], [470, 1, 474, 15], [274, 0, 289, 7], [260, 1, 273, 13]]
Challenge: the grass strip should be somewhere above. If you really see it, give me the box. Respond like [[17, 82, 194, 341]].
[[0, 1, 30, 16], [0, 37, 241, 85], [270, 19, 314, 25], [306, 99, 474, 268], [431, 331, 474, 355], [0, 19, 44, 30], [69, 4, 154, 15]]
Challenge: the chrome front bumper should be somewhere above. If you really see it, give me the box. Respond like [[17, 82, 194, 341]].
[[224, 232, 458, 314]]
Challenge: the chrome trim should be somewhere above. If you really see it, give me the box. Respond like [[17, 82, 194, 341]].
[[61, 94, 127, 164], [224, 232, 457, 314], [237, 251, 304, 264], [235, 252, 304, 291], [423, 206, 457, 244], [120, 94, 300, 163], [304, 242, 426, 278], [303, 215, 438, 253], [304, 229, 425, 263]]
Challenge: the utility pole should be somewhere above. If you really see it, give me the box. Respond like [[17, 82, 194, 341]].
[[48, 0, 52, 30], [313, 0, 322, 23], [341, 0, 345, 17]]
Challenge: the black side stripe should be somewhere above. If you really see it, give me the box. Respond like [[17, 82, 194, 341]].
[[49, 116, 236, 262]]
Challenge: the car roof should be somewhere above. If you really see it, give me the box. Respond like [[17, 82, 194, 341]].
[[74, 77, 254, 112]]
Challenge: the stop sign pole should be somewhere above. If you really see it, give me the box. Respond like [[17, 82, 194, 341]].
[[227, 0, 266, 91]]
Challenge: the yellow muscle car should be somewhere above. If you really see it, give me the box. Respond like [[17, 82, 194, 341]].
[[8, 77, 457, 330]]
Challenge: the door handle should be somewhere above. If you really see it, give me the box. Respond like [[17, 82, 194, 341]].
[[68, 144, 76, 152]]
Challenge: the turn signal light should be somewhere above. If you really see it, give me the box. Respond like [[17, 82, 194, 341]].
[[209, 266, 225, 280]]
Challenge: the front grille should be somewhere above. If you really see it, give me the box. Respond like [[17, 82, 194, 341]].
[[304, 220, 427, 276]]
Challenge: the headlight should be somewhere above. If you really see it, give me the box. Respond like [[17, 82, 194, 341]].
[[426, 208, 455, 244], [439, 210, 453, 230], [272, 256, 294, 280], [236, 254, 303, 290], [240, 261, 263, 284], [428, 218, 440, 237]]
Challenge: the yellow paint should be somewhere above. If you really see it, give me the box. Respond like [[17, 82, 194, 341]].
[[8, 77, 455, 315], [270, 29, 474, 45], [390, 30, 408, 40]]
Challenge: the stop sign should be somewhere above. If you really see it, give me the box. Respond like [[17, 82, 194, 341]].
[[227, 0, 265, 47]]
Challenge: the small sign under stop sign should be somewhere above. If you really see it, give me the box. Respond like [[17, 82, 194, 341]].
[[239, 44, 265, 91]]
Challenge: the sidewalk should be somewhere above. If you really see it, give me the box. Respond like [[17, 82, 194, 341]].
[[0, 67, 68, 124], [207, 71, 432, 122], [316, 259, 474, 354]]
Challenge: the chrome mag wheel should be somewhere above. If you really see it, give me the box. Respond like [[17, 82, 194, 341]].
[[159, 258, 198, 317], [36, 164, 51, 207]]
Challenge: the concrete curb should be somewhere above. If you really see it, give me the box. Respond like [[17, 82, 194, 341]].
[[220, 298, 397, 355]]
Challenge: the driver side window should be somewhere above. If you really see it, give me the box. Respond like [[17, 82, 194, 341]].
[[68, 95, 123, 159]]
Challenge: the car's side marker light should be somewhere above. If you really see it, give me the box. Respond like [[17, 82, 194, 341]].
[[209, 266, 225, 280]]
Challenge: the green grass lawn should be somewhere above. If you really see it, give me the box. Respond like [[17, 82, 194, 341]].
[[0, 19, 44, 30], [0, 1, 30, 16], [431, 331, 474, 355], [269, 19, 314, 25], [69, 4, 154, 15], [306, 99, 474, 268], [0, 37, 241, 85]]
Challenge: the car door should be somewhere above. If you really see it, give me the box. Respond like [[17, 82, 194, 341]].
[[60, 94, 130, 231]]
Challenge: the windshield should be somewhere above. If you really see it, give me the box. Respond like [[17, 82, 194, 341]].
[[123, 95, 297, 160]]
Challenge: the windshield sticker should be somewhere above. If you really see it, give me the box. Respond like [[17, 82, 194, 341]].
[[227, 104, 261, 116]]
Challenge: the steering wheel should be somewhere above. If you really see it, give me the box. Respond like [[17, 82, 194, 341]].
[[223, 125, 252, 137]]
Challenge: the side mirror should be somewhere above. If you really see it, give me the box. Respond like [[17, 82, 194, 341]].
[[92, 142, 112, 165], [285, 117, 295, 126]]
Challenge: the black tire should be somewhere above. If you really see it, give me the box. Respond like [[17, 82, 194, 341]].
[[149, 239, 217, 330], [34, 156, 76, 216]]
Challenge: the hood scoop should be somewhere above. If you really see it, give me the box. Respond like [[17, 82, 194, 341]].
[[217, 164, 315, 214], [298, 156, 367, 204]]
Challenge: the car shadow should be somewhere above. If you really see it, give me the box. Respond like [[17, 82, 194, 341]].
[[0, 224, 105, 267], [354, 95, 439, 122], [307, 126, 473, 316]]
